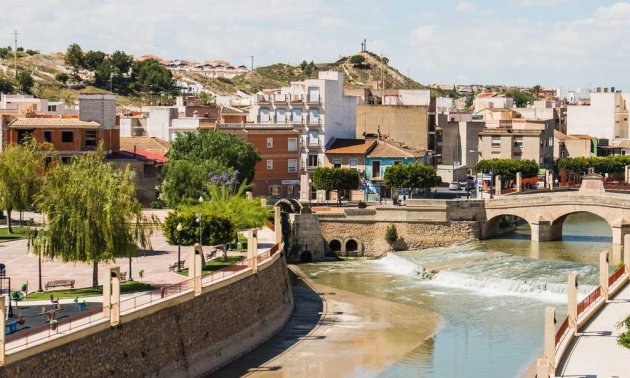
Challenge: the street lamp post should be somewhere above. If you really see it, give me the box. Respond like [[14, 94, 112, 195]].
[[176, 223, 183, 272], [197, 196, 204, 247]]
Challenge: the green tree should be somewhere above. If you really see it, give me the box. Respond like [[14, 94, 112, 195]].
[[131, 58, 174, 94], [0, 77, 13, 93], [162, 212, 234, 246], [506, 88, 535, 107], [0, 137, 51, 233], [465, 90, 475, 109], [476, 159, 538, 180], [29, 151, 154, 289], [160, 159, 227, 207], [167, 131, 260, 188], [16, 71, 34, 94], [384, 224, 398, 248], [55, 72, 69, 84], [109, 50, 134, 75], [83, 50, 106, 71], [0, 47, 11, 60], [350, 55, 366, 65], [64, 43, 84, 73], [532, 85, 542, 99], [383, 163, 438, 194], [25, 49, 38, 56], [198, 91, 215, 105], [311, 167, 360, 204], [94, 60, 113, 88]]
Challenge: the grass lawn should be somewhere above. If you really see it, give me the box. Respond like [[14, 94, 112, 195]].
[[25, 281, 154, 300], [0, 226, 28, 242], [177, 256, 245, 277]]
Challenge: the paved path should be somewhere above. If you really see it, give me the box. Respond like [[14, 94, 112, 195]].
[[558, 282, 630, 377]]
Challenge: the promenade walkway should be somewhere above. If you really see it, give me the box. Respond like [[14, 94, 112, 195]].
[[558, 282, 630, 377]]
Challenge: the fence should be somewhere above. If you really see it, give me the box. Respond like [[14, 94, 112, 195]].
[[576, 287, 602, 317], [5, 242, 282, 353], [555, 316, 570, 346], [608, 266, 626, 287], [5, 307, 102, 352]]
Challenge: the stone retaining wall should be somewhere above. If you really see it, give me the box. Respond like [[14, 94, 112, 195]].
[[0, 255, 293, 378], [319, 220, 479, 256]]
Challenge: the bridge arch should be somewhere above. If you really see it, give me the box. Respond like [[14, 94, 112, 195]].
[[550, 211, 613, 242], [342, 237, 364, 256], [328, 239, 342, 253], [482, 214, 532, 240]]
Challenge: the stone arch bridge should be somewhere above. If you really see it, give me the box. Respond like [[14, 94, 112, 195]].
[[482, 192, 630, 245], [314, 191, 630, 257]]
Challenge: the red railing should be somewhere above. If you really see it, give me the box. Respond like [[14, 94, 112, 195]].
[[603, 182, 630, 191], [555, 316, 570, 345], [5, 307, 103, 352], [577, 287, 601, 317], [609, 266, 626, 287], [501, 187, 517, 195], [119, 279, 193, 314]]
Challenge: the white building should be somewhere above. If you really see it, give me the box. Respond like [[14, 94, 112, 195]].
[[566, 89, 629, 140], [474, 94, 514, 111], [142, 107, 214, 142], [252, 71, 358, 171]]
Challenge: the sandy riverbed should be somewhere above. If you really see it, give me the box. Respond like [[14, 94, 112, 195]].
[[214, 265, 441, 377]]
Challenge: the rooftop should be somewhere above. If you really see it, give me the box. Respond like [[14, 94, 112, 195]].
[[326, 139, 376, 155], [367, 140, 425, 159], [9, 118, 101, 129]]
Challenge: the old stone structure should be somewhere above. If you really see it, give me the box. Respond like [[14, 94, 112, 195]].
[[0, 254, 292, 377]]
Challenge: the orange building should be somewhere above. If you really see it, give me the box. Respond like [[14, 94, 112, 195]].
[[218, 124, 300, 199]]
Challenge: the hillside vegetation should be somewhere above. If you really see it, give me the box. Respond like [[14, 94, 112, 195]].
[[0, 48, 426, 106]]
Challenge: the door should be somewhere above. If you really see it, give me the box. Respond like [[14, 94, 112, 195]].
[[372, 161, 381, 178]]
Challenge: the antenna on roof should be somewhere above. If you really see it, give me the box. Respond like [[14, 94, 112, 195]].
[[12, 29, 19, 78]]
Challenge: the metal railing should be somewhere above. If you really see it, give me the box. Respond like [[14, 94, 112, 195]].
[[555, 316, 570, 346], [5, 307, 103, 352], [577, 287, 601, 317], [609, 266, 626, 287], [119, 279, 193, 314]]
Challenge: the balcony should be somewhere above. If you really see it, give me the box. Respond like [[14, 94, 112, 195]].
[[290, 94, 304, 103], [218, 123, 294, 130], [307, 118, 322, 126], [256, 94, 271, 103], [273, 94, 288, 103], [306, 95, 321, 104]]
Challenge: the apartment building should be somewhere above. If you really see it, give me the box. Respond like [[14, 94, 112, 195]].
[[566, 88, 630, 140], [252, 71, 358, 173], [516, 100, 567, 134], [478, 119, 554, 169], [217, 124, 301, 199], [1, 94, 78, 115], [473, 93, 514, 111], [2, 94, 119, 157]]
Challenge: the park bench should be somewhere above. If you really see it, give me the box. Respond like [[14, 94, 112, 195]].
[[45, 279, 75, 290], [168, 260, 185, 272]]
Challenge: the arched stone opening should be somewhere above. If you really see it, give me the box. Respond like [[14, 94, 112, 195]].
[[300, 250, 313, 263], [346, 239, 358, 252], [329, 239, 342, 252], [482, 214, 531, 240], [551, 211, 612, 243]]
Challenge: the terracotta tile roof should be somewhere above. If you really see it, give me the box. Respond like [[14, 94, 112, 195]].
[[570, 134, 595, 140], [9, 118, 100, 129], [326, 139, 376, 154], [367, 141, 425, 158], [120, 137, 170, 156]]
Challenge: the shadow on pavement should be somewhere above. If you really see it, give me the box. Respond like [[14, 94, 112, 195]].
[[210, 270, 323, 377]]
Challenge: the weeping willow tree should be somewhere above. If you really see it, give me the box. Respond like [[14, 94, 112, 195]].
[[29, 151, 154, 289], [0, 137, 52, 233]]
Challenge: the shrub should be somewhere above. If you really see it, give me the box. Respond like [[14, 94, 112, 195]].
[[350, 55, 366, 65], [385, 224, 398, 247], [55, 73, 69, 84], [150, 201, 163, 209], [163, 212, 234, 246], [358, 201, 367, 209], [617, 314, 630, 349]]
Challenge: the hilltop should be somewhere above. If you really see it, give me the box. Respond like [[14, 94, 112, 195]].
[[0, 50, 426, 106]]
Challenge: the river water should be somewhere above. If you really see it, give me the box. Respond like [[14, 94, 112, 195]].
[[300, 213, 612, 377]]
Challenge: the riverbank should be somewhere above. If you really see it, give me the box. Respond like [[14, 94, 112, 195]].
[[214, 263, 441, 377]]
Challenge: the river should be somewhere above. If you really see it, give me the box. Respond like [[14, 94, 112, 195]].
[[299, 212, 612, 377]]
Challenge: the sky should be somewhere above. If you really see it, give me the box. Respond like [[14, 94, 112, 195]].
[[1, 0, 629, 90]]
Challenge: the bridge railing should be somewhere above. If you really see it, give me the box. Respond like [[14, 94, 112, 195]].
[[609, 265, 626, 287], [577, 287, 601, 317], [555, 316, 570, 347]]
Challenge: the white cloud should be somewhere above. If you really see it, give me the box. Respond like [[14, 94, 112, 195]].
[[410, 25, 436, 43], [455, 1, 477, 12], [509, 0, 573, 7]]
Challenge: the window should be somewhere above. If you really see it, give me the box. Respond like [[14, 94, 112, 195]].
[[292, 108, 302, 123], [61, 131, 74, 143], [308, 130, 319, 146], [276, 108, 286, 123], [333, 159, 342, 168], [491, 137, 501, 148], [85, 130, 98, 147], [513, 138, 523, 148], [308, 154, 318, 167], [267, 137, 273, 148], [308, 108, 319, 124], [548, 137, 554, 147], [266, 160, 273, 170], [259, 107, 270, 122], [349, 159, 358, 169], [44, 131, 52, 143], [288, 159, 298, 172], [288, 138, 298, 151], [17, 129, 33, 144], [269, 185, 281, 197]]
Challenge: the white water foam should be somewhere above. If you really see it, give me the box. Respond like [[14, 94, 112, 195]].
[[375, 253, 597, 303]]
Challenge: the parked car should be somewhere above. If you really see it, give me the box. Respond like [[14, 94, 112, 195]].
[[448, 181, 460, 191]]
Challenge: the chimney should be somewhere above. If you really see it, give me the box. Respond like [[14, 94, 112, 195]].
[[604, 87, 609, 93]]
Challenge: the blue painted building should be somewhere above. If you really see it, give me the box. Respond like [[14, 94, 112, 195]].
[[364, 140, 429, 200]]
